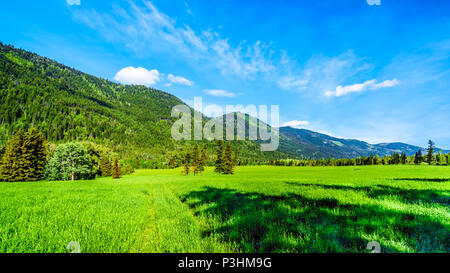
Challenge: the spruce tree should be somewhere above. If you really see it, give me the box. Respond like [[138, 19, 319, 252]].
[[426, 140, 435, 165], [22, 128, 47, 181], [222, 141, 234, 175], [214, 140, 224, 174], [401, 152, 407, 164], [0, 129, 47, 182], [414, 150, 423, 165], [191, 144, 200, 175], [0, 129, 26, 181], [198, 144, 208, 173], [183, 152, 192, 175], [112, 158, 121, 179], [0, 145, 5, 160], [99, 155, 112, 177]]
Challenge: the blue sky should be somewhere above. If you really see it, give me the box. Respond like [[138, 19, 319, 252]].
[[1, 0, 449, 148]]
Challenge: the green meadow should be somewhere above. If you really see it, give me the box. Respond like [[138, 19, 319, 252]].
[[0, 165, 449, 253]]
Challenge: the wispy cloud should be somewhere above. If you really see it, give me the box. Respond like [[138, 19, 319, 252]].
[[114, 66, 160, 86], [184, 2, 194, 16], [325, 78, 400, 97], [278, 77, 308, 91], [167, 74, 194, 86], [204, 89, 236, 98], [73, 1, 275, 78]]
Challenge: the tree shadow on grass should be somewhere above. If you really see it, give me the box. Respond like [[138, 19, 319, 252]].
[[393, 178, 450, 182], [285, 182, 450, 206], [181, 186, 449, 253]]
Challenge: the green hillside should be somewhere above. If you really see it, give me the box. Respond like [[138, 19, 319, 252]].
[[0, 43, 285, 167]]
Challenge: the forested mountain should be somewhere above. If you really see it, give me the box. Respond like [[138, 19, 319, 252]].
[[278, 126, 449, 159], [0, 42, 191, 166], [0, 42, 283, 167], [1, 42, 445, 166]]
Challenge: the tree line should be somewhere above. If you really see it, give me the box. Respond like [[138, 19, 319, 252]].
[[269, 140, 450, 167], [0, 129, 125, 182], [181, 140, 238, 175]]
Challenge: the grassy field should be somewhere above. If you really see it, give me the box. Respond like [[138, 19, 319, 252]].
[[0, 165, 449, 253]]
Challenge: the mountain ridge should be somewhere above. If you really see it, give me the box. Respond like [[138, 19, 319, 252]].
[[278, 126, 449, 159]]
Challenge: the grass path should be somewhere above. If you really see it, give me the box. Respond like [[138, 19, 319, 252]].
[[138, 179, 234, 253]]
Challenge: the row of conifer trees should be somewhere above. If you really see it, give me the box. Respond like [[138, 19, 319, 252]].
[[0, 129, 121, 182], [182, 140, 238, 175]]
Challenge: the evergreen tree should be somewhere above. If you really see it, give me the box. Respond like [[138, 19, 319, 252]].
[[214, 140, 224, 174], [0, 129, 47, 182], [0, 145, 5, 161], [414, 150, 423, 165], [112, 158, 121, 179], [183, 151, 192, 175], [234, 147, 239, 166], [368, 154, 374, 165], [0, 129, 27, 182], [191, 144, 200, 175], [401, 152, 407, 164], [99, 155, 113, 177], [426, 140, 435, 165], [222, 141, 234, 175], [22, 128, 47, 181], [198, 144, 208, 173], [392, 153, 400, 165]]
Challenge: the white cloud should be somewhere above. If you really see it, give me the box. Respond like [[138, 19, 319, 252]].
[[325, 78, 400, 97], [114, 66, 160, 86], [67, 0, 81, 6], [167, 74, 194, 86], [282, 120, 310, 128], [204, 89, 236, 98]]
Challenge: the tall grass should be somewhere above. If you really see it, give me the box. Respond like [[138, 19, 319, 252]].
[[0, 165, 448, 253]]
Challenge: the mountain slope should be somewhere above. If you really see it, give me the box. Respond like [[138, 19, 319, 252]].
[[0, 42, 185, 160], [0, 42, 281, 166], [279, 126, 449, 159]]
